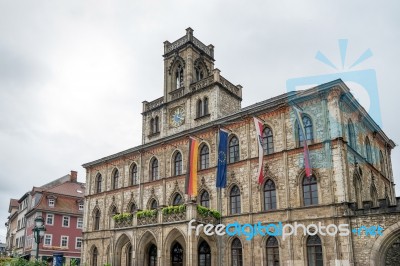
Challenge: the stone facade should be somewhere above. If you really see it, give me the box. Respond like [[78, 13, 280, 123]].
[[82, 29, 399, 266]]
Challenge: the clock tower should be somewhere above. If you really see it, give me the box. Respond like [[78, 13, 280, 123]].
[[141, 28, 243, 144]]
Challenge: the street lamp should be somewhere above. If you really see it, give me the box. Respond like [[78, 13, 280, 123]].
[[32, 216, 46, 261]]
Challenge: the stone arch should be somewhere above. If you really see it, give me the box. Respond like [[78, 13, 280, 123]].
[[196, 234, 218, 266], [147, 197, 159, 210], [137, 230, 158, 266], [369, 221, 400, 265], [89, 245, 99, 266], [113, 233, 132, 266], [164, 228, 187, 266], [171, 149, 184, 176]]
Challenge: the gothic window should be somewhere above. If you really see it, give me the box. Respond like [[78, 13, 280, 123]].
[[231, 238, 243, 266], [266, 236, 279, 266], [303, 175, 318, 206], [150, 118, 155, 134], [175, 63, 184, 89], [174, 152, 183, 176], [92, 247, 98, 266], [230, 185, 241, 214], [306, 235, 323, 266], [171, 242, 184, 265], [195, 63, 205, 81], [131, 163, 138, 185], [263, 179, 277, 211], [150, 199, 158, 210], [380, 150, 386, 176], [172, 193, 183, 206], [200, 145, 210, 170], [229, 136, 240, 163], [263, 127, 274, 155], [110, 206, 118, 216], [365, 137, 372, 163], [151, 158, 159, 181], [155, 116, 159, 133], [200, 191, 210, 208], [348, 120, 356, 150], [95, 174, 102, 193], [197, 99, 203, 118], [198, 240, 211, 266], [203, 97, 209, 115], [94, 209, 100, 230], [127, 245, 132, 266], [354, 175, 362, 209], [385, 235, 400, 265], [130, 203, 137, 213], [149, 244, 157, 266], [297, 115, 313, 147], [112, 170, 119, 190], [371, 186, 378, 207]]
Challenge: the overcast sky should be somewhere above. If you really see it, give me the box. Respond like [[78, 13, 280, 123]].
[[0, 1, 399, 243]]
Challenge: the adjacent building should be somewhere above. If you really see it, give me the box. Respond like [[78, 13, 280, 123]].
[[5, 171, 85, 264], [4, 199, 18, 256], [78, 28, 399, 265]]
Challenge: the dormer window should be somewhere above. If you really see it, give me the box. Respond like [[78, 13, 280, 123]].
[[48, 199, 55, 207], [78, 202, 84, 211], [175, 63, 184, 89]]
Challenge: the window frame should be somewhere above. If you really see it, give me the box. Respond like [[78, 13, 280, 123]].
[[96, 174, 102, 193], [174, 152, 183, 176], [199, 145, 210, 170], [151, 158, 159, 181], [263, 179, 277, 211], [228, 136, 240, 163], [94, 210, 101, 231], [60, 235, 69, 248], [230, 185, 241, 214], [131, 163, 138, 185], [75, 237, 83, 249], [231, 238, 243, 266], [48, 198, 55, 207], [43, 234, 52, 246], [62, 216, 70, 228], [302, 175, 318, 206], [266, 236, 280, 266], [77, 217, 83, 229], [200, 191, 210, 208], [297, 115, 313, 147], [46, 213, 54, 226], [263, 127, 274, 155], [306, 235, 323, 266], [112, 170, 119, 190]]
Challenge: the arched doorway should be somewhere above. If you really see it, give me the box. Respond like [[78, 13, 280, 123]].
[[114, 234, 131, 266], [171, 242, 184, 266], [384, 235, 400, 265], [369, 222, 400, 265]]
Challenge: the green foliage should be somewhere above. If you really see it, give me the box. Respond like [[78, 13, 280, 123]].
[[112, 212, 132, 222], [136, 209, 157, 219], [0, 258, 47, 266], [161, 204, 186, 215], [197, 205, 221, 219], [103, 264, 111, 266], [70, 258, 79, 266]]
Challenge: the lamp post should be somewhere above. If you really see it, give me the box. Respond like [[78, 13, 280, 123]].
[[32, 216, 46, 261]]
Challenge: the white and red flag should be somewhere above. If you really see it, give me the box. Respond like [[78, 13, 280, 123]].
[[253, 117, 264, 184], [293, 106, 313, 177]]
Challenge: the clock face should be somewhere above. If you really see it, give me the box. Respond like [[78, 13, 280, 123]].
[[170, 106, 185, 127]]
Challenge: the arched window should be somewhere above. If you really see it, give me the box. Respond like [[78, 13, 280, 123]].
[[297, 115, 313, 146], [172, 194, 183, 206], [127, 245, 132, 266], [110, 206, 118, 216], [200, 191, 210, 208], [149, 244, 157, 266], [197, 99, 203, 118], [155, 116, 159, 133], [229, 136, 240, 163], [195, 64, 205, 81], [348, 120, 356, 150], [303, 176, 318, 206], [130, 164, 138, 186], [112, 170, 119, 190], [130, 203, 137, 213], [150, 199, 158, 210], [198, 240, 211, 266], [171, 242, 184, 265], [266, 236, 279, 266], [263, 127, 274, 155], [230, 185, 241, 214], [306, 235, 323, 266], [203, 97, 209, 115], [365, 137, 372, 163], [151, 158, 159, 181], [94, 209, 100, 230], [92, 247, 98, 266], [96, 174, 102, 193], [263, 179, 277, 211], [150, 118, 155, 134], [175, 63, 184, 89], [380, 150, 386, 176], [371, 186, 378, 207], [174, 152, 182, 176], [200, 145, 210, 170], [231, 238, 243, 266]]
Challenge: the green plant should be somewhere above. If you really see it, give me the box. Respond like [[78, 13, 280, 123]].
[[112, 212, 132, 222], [197, 205, 221, 219], [161, 204, 186, 215], [136, 209, 157, 218]]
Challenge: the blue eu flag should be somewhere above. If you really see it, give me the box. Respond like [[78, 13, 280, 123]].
[[216, 129, 228, 188]]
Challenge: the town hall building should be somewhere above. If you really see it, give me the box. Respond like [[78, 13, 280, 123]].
[[81, 28, 399, 266]]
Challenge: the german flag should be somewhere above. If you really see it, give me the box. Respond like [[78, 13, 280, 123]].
[[185, 137, 198, 196]]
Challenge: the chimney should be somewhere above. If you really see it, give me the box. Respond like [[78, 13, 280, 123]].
[[70, 171, 78, 183]]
